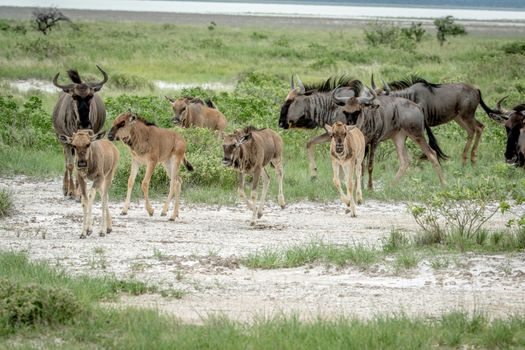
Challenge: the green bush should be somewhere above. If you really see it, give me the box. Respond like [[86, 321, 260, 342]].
[[0, 95, 57, 150], [109, 72, 154, 91], [434, 16, 466, 46], [0, 279, 81, 335], [0, 189, 13, 218], [364, 21, 421, 50], [502, 41, 525, 55]]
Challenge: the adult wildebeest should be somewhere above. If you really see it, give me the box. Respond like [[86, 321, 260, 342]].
[[58, 130, 119, 238], [325, 122, 366, 217], [279, 75, 361, 179], [52, 65, 108, 197], [333, 82, 445, 188], [108, 112, 193, 220], [487, 97, 525, 165], [222, 126, 285, 225], [375, 76, 496, 165], [165, 96, 227, 136]]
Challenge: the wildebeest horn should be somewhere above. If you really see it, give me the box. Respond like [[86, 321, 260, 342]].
[[165, 96, 175, 103], [52, 73, 75, 92], [371, 74, 377, 90], [381, 78, 391, 95], [88, 65, 109, 91], [495, 96, 509, 114], [295, 75, 305, 94], [357, 88, 376, 104]]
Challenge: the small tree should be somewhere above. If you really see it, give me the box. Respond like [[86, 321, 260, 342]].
[[434, 16, 466, 46], [32, 7, 71, 35]]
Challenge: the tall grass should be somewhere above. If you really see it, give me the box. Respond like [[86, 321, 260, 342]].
[[0, 189, 12, 218]]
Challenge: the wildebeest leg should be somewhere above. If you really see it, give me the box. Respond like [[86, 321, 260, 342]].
[[355, 157, 364, 205], [104, 180, 112, 234], [409, 135, 445, 185], [100, 180, 109, 236], [121, 159, 140, 215], [367, 143, 378, 190], [161, 159, 173, 217], [238, 173, 255, 211], [249, 168, 262, 225], [306, 132, 331, 179], [256, 168, 270, 219], [332, 161, 349, 206], [454, 117, 475, 166], [64, 145, 76, 197], [86, 187, 97, 237], [169, 156, 183, 221], [470, 119, 484, 164], [80, 193, 89, 239], [342, 162, 357, 217], [141, 161, 156, 216], [271, 158, 286, 209], [392, 132, 410, 183]]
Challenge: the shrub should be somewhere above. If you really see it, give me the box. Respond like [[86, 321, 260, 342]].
[[434, 16, 466, 46], [109, 72, 154, 91], [0, 189, 13, 218], [17, 37, 72, 58], [364, 21, 420, 50], [32, 7, 72, 35], [502, 41, 525, 55], [0, 279, 81, 334], [401, 22, 426, 43]]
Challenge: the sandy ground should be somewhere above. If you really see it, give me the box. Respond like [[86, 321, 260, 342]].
[[1, 176, 524, 323], [1, 6, 525, 36]]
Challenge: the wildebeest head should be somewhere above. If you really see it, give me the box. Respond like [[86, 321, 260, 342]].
[[279, 75, 316, 129], [165, 96, 205, 124], [53, 65, 108, 129], [107, 111, 136, 144], [58, 129, 104, 170], [490, 97, 525, 164], [222, 129, 253, 167], [332, 85, 380, 125], [325, 121, 354, 155]]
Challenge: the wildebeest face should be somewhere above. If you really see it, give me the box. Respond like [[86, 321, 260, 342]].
[[504, 111, 525, 164], [325, 122, 347, 155], [58, 130, 102, 170], [222, 130, 251, 167], [279, 95, 318, 129], [108, 112, 135, 144]]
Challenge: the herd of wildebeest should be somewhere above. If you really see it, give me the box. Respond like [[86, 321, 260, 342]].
[[50, 66, 524, 237]]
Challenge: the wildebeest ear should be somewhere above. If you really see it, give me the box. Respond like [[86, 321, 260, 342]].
[[58, 134, 72, 144], [165, 96, 175, 103], [91, 131, 106, 141], [345, 125, 356, 132], [236, 132, 252, 146], [324, 124, 333, 134]]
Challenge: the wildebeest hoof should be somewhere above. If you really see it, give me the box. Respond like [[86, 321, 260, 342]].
[[106, 228, 112, 234], [147, 209, 154, 217], [99, 231, 105, 237], [86, 229, 92, 236], [120, 211, 128, 216], [79, 233, 86, 239], [357, 199, 363, 205], [250, 221, 256, 226], [257, 212, 263, 219], [310, 176, 318, 182], [160, 211, 167, 217]]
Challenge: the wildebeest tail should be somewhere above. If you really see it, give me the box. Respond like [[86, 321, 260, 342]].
[[478, 89, 499, 120], [425, 122, 448, 162], [183, 157, 194, 172], [205, 99, 216, 109], [67, 69, 82, 84]]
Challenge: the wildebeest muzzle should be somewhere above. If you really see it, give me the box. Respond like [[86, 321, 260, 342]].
[[77, 159, 88, 169]]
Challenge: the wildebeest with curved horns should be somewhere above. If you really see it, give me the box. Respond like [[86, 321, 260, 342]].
[[52, 65, 108, 197], [333, 82, 445, 188], [374, 75, 497, 165], [487, 96, 525, 165], [279, 75, 361, 179]]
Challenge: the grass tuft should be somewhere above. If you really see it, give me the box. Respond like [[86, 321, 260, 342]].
[[0, 189, 13, 218]]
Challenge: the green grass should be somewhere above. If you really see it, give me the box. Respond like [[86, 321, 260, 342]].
[[0, 189, 12, 218]]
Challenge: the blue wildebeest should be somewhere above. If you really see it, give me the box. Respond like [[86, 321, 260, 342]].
[[52, 66, 108, 197], [333, 82, 445, 189], [374, 76, 497, 165], [487, 97, 525, 165], [279, 75, 361, 179]]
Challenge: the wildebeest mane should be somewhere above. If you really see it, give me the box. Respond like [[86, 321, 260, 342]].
[[387, 75, 441, 92], [205, 99, 216, 109], [67, 69, 83, 84], [136, 116, 157, 127], [512, 104, 525, 113], [243, 125, 266, 133], [303, 75, 358, 94]]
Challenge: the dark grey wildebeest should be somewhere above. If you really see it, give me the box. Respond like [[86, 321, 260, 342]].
[[375, 76, 497, 165], [487, 96, 525, 165], [52, 65, 108, 197], [333, 82, 445, 189], [279, 75, 361, 179]]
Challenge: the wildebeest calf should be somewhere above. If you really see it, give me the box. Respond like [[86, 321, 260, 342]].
[[58, 130, 119, 238], [166, 96, 227, 136], [108, 112, 193, 220], [222, 126, 285, 225], [325, 122, 366, 217]]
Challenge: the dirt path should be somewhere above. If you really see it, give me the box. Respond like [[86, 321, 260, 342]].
[[1, 176, 524, 323]]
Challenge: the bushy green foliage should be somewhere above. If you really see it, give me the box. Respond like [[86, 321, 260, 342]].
[[0, 95, 57, 150], [0, 189, 13, 218], [109, 72, 155, 91], [434, 16, 467, 46], [502, 41, 525, 55], [364, 21, 423, 50], [0, 279, 81, 334]]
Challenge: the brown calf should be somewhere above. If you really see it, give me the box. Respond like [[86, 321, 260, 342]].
[[166, 96, 227, 135], [108, 112, 193, 220], [222, 126, 285, 225], [58, 130, 119, 238], [325, 122, 366, 217]]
